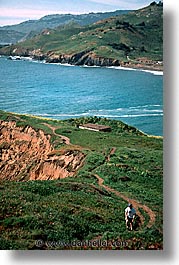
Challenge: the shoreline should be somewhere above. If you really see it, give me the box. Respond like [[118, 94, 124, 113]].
[[102, 65, 163, 75], [0, 109, 163, 138], [3, 55, 163, 75], [45, 58, 163, 75]]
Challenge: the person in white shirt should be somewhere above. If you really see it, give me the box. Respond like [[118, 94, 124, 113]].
[[125, 203, 136, 230]]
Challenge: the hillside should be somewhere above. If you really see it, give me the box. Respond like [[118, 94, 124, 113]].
[[0, 110, 163, 249], [0, 2, 163, 70], [0, 10, 130, 44]]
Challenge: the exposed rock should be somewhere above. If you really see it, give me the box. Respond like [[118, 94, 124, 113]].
[[10, 48, 113, 66], [0, 120, 85, 181], [46, 50, 121, 67], [0, 46, 162, 70], [83, 53, 120, 67]]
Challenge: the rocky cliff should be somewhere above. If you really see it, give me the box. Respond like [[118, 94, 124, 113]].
[[0, 3, 163, 70], [0, 120, 85, 181], [0, 45, 162, 70], [45, 50, 121, 67], [0, 46, 121, 67]]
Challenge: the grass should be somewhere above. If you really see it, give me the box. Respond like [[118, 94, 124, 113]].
[[0, 179, 127, 249], [0, 110, 163, 249], [0, 4, 163, 63]]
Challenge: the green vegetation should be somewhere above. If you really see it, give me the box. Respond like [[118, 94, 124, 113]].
[[0, 3, 163, 63], [0, 10, 130, 44], [0, 110, 163, 249]]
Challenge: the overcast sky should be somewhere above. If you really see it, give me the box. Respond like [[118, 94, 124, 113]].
[[0, 0, 156, 26]]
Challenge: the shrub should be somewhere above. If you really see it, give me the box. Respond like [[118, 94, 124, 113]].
[[83, 152, 105, 171]]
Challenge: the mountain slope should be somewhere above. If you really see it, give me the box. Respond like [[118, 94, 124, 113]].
[[0, 10, 130, 44], [0, 2, 163, 70]]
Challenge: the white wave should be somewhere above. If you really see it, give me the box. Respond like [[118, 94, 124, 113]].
[[92, 113, 163, 118], [118, 113, 163, 118], [90, 105, 162, 110], [33, 112, 163, 119], [34, 112, 90, 117], [77, 106, 163, 116], [142, 109, 163, 112], [48, 62, 76, 67], [127, 108, 163, 113], [60, 63, 75, 67], [81, 65, 101, 68], [20, 56, 33, 61], [31, 60, 46, 64], [96, 107, 162, 113], [129, 104, 162, 109], [116, 108, 124, 111], [89, 108, 121, 113], [141, 69, 163, 75], [11, 56, 163, 75], [107, 66, 163, 75], [57, 112, 90, 117], [107, 66, 137, 72]]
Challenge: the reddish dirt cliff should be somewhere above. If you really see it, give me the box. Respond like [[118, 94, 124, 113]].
[[0, 120, 85, 181]]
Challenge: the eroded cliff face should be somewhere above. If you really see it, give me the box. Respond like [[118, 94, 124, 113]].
[[0, 120, 85, 181], [1, 46, 121, 67], [0, 46, 163, 70], [45, 50, 121, 67]]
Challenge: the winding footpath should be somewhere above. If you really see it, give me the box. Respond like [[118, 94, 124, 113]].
[[43, 124, 156, 228], [94, 147, 156, 228], [94, 174, 155, 228], [43, 123, 71, 145]]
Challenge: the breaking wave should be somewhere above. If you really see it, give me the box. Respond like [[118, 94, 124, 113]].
[[33, 104, 163, 119], [20, 57, 163, 75]]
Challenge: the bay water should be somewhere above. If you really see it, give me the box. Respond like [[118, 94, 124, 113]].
[[0, 56, 163, 135]]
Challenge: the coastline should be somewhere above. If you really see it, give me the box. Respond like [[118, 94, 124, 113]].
[[103, 65, 163, 75], [45, 54, 163, 74], [43, 60, 163, 75], [0, 109, 163, 138], [3, 55, 163, 75]]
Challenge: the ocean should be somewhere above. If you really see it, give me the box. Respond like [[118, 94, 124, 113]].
[[0, 56, 163, 136]]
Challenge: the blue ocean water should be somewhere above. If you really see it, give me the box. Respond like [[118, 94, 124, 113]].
[[0, 56, 163, 135]]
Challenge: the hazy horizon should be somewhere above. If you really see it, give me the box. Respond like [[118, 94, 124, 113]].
[[0, 0, 153, 26]]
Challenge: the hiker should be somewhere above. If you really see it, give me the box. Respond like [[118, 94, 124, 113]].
[[125, 203, 136, 230]]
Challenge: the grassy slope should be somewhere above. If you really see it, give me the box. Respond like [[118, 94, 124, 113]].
[[0, 110, 163, 250], [0, 3, 163, 62]]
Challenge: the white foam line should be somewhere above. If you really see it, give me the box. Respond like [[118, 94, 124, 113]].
[[33, 113, 163, 118], [18, 57, 163, 75], [59, 63, 163, 75], [141, 69, 163, 75], [34, 112, 90, 117], [88, 107, 163, 113], [107, 66, 163, 75], [129, 104, 162, 109], [107, 66, 137, 71], [91, 114, 163, 118]]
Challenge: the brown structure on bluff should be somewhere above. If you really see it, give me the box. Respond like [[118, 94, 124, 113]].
[[79, 123, 111, 132]]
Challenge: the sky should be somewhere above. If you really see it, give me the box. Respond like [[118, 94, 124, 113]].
[[0, 0, 157, 26]]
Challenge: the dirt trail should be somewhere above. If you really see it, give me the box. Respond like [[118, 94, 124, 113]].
[[94, 174, 155, 228], [43, 123, 71, 145], [43, 124, 156, 228], [98, 147, 155, 228], [107, 147, 116, 161]]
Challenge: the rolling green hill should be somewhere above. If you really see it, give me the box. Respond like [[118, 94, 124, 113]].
[[0, 2, 163, 70], [0, 110, 163, 250], [0, 10, 130, 44]]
